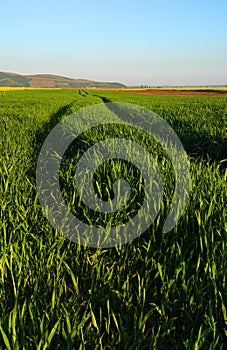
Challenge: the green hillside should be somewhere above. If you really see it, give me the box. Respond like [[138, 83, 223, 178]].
[[0, 72, 125, 88], [0, 72, 30, 87]]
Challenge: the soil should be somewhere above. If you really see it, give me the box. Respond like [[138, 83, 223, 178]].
[[123, 89, 227, 97]]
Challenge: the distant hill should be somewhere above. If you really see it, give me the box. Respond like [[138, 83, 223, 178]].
[[0, 72, 125, 88]]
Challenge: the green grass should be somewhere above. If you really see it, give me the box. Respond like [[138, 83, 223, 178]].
[[0, 89, 226, 349]]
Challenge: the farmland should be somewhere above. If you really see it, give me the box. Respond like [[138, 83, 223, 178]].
[[0, 89, 226, 349]]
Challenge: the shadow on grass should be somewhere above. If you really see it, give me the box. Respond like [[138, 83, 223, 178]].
[[93, 94, 227, 166]]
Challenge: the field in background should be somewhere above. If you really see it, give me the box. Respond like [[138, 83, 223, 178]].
[[123, 89, 227, 97], [1, 86, 227, 95], [0, 89, 226, 349]]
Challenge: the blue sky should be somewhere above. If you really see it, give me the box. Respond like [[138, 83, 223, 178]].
[[1, 0, 226, 86]]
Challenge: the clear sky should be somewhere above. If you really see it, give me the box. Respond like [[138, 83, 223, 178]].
[[1, 0, 227, 86]]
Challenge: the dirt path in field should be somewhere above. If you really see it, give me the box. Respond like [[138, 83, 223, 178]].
[[123, 89, 227, 97]]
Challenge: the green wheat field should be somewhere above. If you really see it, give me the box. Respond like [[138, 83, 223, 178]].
[[0, 89, 226, 349]]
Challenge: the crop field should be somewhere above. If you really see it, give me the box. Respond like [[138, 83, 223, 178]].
[[0, 89, 226, 349]]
